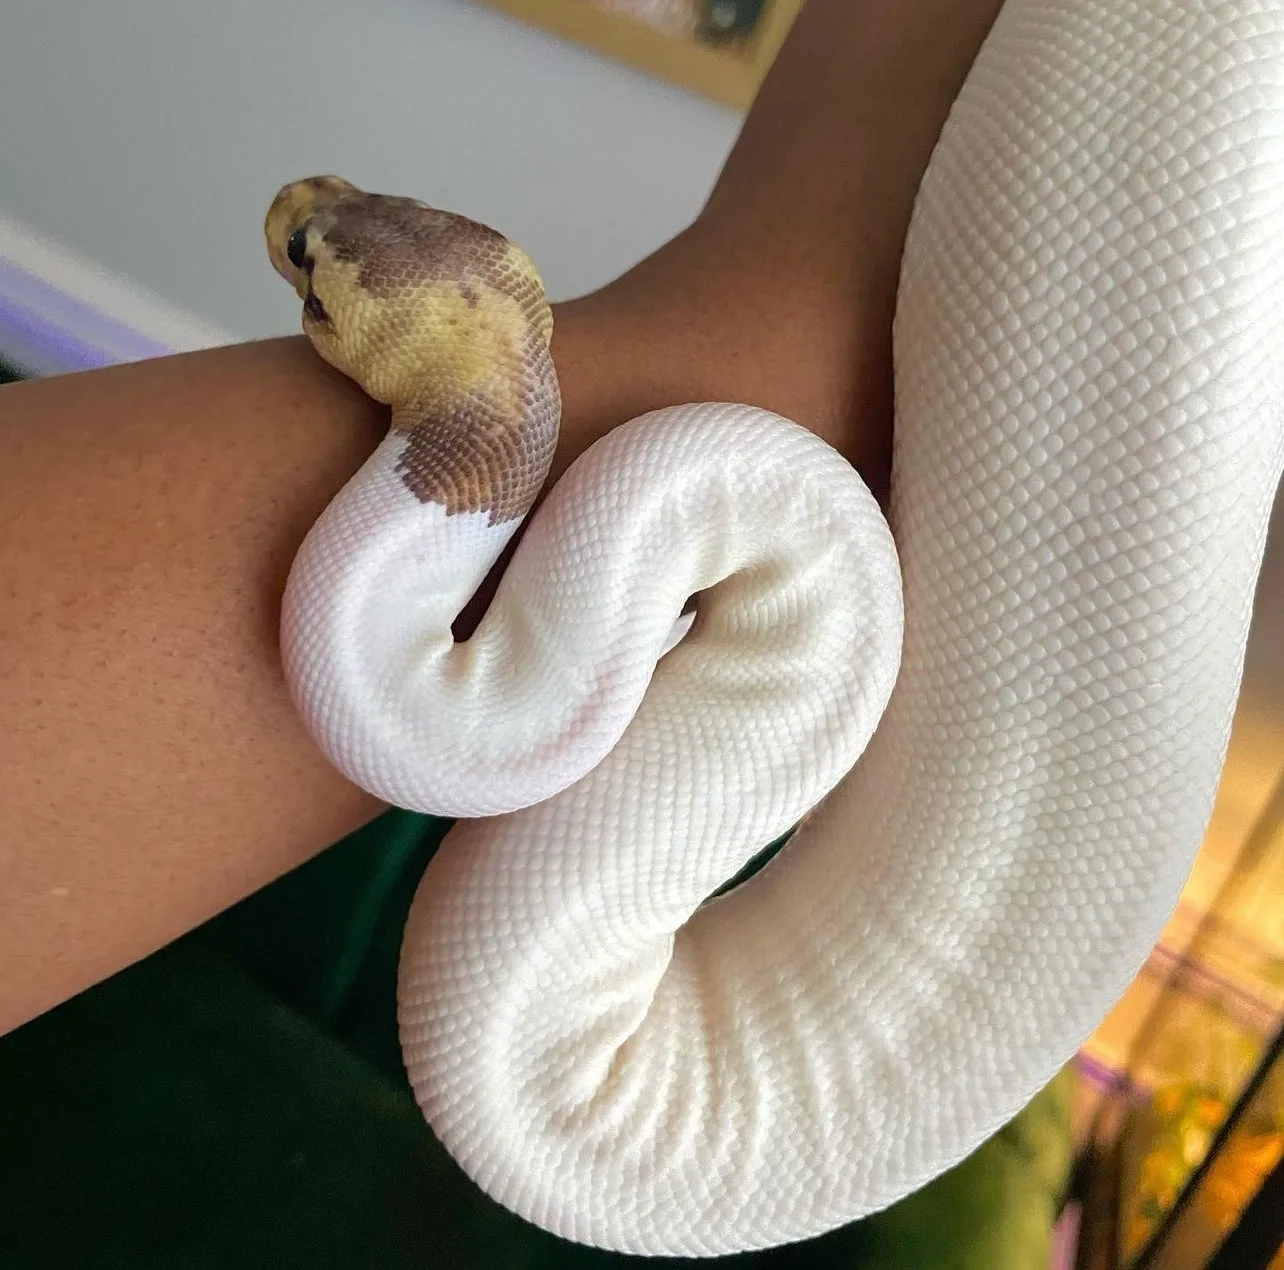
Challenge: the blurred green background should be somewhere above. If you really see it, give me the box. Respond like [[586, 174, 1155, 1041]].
[[0, 795, 1074, 1270]]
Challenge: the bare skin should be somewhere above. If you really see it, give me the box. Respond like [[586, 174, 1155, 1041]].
[[0, 0, 1005, 1035]]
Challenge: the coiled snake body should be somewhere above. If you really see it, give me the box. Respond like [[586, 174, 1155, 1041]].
[[266, 0, 1284, 1256]]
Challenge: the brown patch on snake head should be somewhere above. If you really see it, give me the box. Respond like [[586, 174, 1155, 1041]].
[[393, 322, 559, 524], [321, 195, 554, 342]]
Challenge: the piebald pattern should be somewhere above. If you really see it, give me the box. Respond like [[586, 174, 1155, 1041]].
[[267, 1, 1284, 1255]]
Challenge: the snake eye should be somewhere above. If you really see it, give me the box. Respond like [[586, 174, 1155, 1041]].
[[286, 227, 309, 269]]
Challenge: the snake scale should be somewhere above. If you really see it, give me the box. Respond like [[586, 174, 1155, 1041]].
[[264, 0, 1284, 1256]]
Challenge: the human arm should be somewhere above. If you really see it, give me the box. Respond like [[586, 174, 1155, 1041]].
[[0, 0, 1005, 1034]]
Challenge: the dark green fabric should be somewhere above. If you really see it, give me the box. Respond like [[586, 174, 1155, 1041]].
[[0, 809, 1073, 1268]]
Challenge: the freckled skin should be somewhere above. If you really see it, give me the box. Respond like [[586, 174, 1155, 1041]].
[[265, 176, 559, 523]]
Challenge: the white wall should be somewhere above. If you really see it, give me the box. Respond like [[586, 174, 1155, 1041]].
[[0, 0, 742, 339]]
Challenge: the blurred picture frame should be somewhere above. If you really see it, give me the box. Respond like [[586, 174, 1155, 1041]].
[[472, 0, 805, 108]]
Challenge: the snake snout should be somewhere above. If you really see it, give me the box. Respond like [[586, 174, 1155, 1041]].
[[264, 174, 359, 287]]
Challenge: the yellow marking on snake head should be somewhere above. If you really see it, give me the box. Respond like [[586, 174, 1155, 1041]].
[[265, 176, 560, 521], [265, 176, 552, 404]]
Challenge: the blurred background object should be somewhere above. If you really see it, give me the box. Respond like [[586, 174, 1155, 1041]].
[[468, 0, 803, 107], [0, 211, 231, 375], [1070, 490, 1284, 1267], [1074, 747, 1284, 1268]]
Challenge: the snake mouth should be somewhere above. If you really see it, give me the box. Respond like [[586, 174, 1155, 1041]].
[[302, 285, 330, 326]]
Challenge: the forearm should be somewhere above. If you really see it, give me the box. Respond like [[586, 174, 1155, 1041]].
[[0, 340, 385, 1031], [607, 0, 1007, 488], [0, 0, 1005, 1033]]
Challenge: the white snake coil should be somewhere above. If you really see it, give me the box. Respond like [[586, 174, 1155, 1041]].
[[265, 0, 1284, 1257]]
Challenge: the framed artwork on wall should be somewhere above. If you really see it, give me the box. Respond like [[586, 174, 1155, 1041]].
[[471, 0, 805, 108]]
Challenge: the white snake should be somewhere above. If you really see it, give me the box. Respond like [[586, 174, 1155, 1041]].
[[265, 0, 1284, 1256]]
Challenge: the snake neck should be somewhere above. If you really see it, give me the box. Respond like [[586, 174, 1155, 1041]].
[[303, 335, 563, 640], [385, 328, 560, 530]]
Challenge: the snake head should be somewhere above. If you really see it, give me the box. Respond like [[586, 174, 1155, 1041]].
[[264, 175, 554, 416]]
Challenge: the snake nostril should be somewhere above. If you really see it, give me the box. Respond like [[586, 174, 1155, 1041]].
[[286, 227, 309, 269]]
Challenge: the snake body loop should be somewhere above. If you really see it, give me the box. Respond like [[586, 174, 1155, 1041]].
[[268, 0, 1284, 1255]]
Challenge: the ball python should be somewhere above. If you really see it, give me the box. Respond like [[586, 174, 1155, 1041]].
[[265, 0, 1284, 1256]]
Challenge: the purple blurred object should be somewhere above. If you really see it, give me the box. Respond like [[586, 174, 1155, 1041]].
[[0, 214, 230, 376], [0, 256, 174, 375]]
